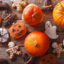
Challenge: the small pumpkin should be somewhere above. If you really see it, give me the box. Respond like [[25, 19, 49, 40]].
[[53, 0, 64, 28], [24, 31, 49, 56], [9, 21, 27, 39], [22, 4, 43, 25]]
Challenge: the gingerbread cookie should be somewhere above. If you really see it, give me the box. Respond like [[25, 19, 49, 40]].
[[11, 0, 28, 12], [3, 14, 17, 27], [0, 28, 9, 46], [6, 42, 22, 59], [39, 54, 57, 64], [9, 21, 27, 39], [52, 41, 64, 58]]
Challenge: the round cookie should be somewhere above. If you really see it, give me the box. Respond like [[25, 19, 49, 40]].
[[9, 21, 27, 39], [0, 28, 9, 45], [39, 54, 57, 64]]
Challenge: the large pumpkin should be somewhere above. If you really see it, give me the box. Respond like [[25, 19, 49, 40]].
[[53, 0, 64, 28], [9, 21, 27, 39], [24, 31, 49, 56], [22, 4, 43, 25]]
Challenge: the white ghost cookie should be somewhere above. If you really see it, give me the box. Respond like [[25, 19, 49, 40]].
[[45, 21, 59, 39], [0, 28, 9, 44]]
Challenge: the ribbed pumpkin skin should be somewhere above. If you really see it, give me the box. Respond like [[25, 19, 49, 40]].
[[53, 0, 64, 28], [22, 4, 43, 25]]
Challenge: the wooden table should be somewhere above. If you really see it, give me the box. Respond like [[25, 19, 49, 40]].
[[0, 0, 64, 64]]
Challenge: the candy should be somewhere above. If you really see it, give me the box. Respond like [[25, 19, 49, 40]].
[[3, 14, 17, 27]]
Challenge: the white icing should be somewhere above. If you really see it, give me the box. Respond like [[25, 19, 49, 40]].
[[45, 21, 59, 39], [0, 28, 9, 43], [8, 42, 15, 48], [52, 42, 58, 49]]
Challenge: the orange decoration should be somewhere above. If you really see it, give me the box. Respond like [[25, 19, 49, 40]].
[[53, 0, 64, 28], [39, 54, 57, 64], [9, 21, 27, 39], [24, 31, 49, 56], [22, 4, 43, 25]]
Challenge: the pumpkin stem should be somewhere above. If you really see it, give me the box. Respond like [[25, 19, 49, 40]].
[[31, 39, 37, 47], [32, 12, 37, 17]]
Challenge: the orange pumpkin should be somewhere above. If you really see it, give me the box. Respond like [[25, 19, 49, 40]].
[[22, 4, 43, 25], [53, 0, 64, 28], [9, 21, 27, 39], [24, 31, 49, 56]]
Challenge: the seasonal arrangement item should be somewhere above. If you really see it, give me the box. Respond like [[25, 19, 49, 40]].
[[52, 41, 64, 57], [0, 1, 11, 11], [45, 21, 59, 39], [9, 21, 27, 39], [39, 54, 57, 64], [11, 0, 28, 12], [42, 0, 53, 11], [22, 53, 36, 64], [24, 31, 49, 56], [0, 56, 9, 64], [0, 17, 1, 27], [25, 57, 32, 64], [53, 0, 64, 28], [6, 42, 22, 59], [22, 4, 43, 25], [0, 28, 9, 46], [3, 14, 17, 27]]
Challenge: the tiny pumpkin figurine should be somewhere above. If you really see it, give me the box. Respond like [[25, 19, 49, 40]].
[[22, 4, 43, 25], [53, 0, 64, 28], [9, 21, 27, 39], [24, 31, 49, 56]]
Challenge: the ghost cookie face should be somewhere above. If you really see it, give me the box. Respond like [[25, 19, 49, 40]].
[[0, 28, 9, 46], [9, 21, 27, 39]]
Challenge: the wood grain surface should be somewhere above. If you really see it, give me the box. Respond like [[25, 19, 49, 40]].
[[0, 0, 64, 64]]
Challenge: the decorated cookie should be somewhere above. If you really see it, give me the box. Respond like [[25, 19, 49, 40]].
[[0, 1, 11, 11], [0, 28, 9, 46], [11, 0, 28, 12], [45, 21, 59, 39], [9, 21, 27, 39], [52, 41, 64, 57], [3, 14, 17, 27], [6, 42, 22, 59], [39, 54, 57, 64]]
